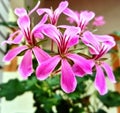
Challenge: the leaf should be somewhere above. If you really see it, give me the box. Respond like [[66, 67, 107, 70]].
[[72, 106, 84, 113], [56, 100, 71, 113], [113, 31, 120, 37], [97, 109, 107, 113], [0, 22, 17, 28], [0, 79, 27, 100], [98, 91, 120, 107], [36, 38, 48, 46], [0, 75, 38, 101], [114, 67, 120, 82]]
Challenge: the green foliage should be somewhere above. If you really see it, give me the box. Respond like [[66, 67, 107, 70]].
[[0, 74, 93, 113], [96, 109, 107, 113], [0, 22, 17, 28], [0, 71, 120, 113], [114, 67, 120, 82], [113, 31, 120, 37], [0, 79, 27, 100], [98, 91, 120, 107]]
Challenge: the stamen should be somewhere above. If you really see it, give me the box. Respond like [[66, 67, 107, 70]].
[[95, 60, 102, 65]]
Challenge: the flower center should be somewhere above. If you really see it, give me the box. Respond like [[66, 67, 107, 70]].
[[95, 60, 102, 65]]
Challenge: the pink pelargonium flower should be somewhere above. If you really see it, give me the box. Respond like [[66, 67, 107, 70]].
[[3, 2, 51, 79], [82, 31, 116, 95], [66, 11, 79, 24], [93, 46, 116, 95], [3, 45, 51, 79], [36, 24, 93, 93], [2, 1, 46, 45], [63, 8, 95, 31], [37, 1, 68, 25], [93, 16, 106, 27], [82, 31, 116, 55]]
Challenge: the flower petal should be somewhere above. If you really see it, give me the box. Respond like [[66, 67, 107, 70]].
[[80, 10, 95, 26], [64, 26, 80, 37], [95, 34, 114, 43], [82, 31, 100, 54], [93, 16, 106, 26], [14, 8, 27, 17], [18, 50, 33, 79], [87, 44, 100, 55], [61, 59, 77, 93], [37, 8, 52, 17], [42, 24, 60, 43], [2, 30, 22, 45], [38, 14, 48, 25], [32, 14, 48, 39], [95, 35, 116, 50], [94, 65, 108, 95], [82, 31, 99, 46], [63, 8, 79, 24], [33, 32, 44, 39], [102, 63, 116, 83], [67, 53, 93, 75], [11, 32, 23, 44], [54, 1, 68, 17], [32, 25, 44, 39], [64, 26, 80, 43], [72, 64, 86, 77], [67, 35, 79, 48], [32, 46, 51, 64], [17, 15, 30, 32], [62, 26, 80, 48], [3, 46, 28, 62], [36, 55, 60, 80], [28, 1, 40, 15]]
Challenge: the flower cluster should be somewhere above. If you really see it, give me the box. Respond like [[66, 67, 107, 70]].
[[2, 1, 116, 95]]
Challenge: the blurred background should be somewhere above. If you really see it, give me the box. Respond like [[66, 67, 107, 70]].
[[0, 0, 120, 113]]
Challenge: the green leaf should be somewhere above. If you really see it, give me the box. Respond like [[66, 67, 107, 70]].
[[0, 22, 17, 28], [0, 79, 27, 100], [72, 106, 85, 113], [56, 100, 71, 113], [36, 38, 48, 46], [114, 67, 120, 82], [98, 91, 120, 107], [113, 31, 120, 37], [97, 109, 107, 113]]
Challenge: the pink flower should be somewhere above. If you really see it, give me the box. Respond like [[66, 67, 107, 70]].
[[2, 1, 42, 45], [37, 1, 68, 25], [66, 11, 79, 24], [3, 2, 51, 79], [93, 16, 106, 27], [82, 31, 116, 95], [82, 31, 115, 55], [63, 8, 95, 31], [36, 24, 93, 93], [93, 47, 116, 95]]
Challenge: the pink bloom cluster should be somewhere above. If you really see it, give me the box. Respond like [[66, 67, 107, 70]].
[[2, 1, 116, 95]]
